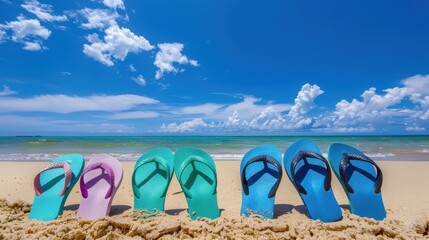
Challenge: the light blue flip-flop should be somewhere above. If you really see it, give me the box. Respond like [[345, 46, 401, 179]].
[[174, 147, 219, 220], [328, 143, 386, 220], [132, 148, 174, 213], [284, 139, 342, 222], [240, 145, 283, 219], [29, 154, 84, 221]]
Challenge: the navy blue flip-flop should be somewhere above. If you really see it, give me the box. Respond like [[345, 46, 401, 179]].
[[328, 143, 386, 220], [240, 145, 283, 219], [284, 139, 342, 222]]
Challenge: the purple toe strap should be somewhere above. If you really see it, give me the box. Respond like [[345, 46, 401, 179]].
[[80, 162, 115, 199]]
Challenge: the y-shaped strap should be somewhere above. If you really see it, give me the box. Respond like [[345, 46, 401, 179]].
[[178, 155, 217, 199], [80, 162, 115, 199], [132, 156, 171, 199], [290, 151, 332, 195], [241, 155, 282, 198], [340, 153, 383, 194], [34, 162, 72, 196]]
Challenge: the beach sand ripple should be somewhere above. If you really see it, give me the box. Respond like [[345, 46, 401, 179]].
[[1, 198, 428, 240]]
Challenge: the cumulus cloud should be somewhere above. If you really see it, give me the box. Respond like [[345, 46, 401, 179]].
[[160, 84, 323, 133], [154, 43, 199, 79], [287, 84, 324, 129], [21, 0, 67, 22], [132, 74, 146, 86], [83, 24, 154, 66], [0, 85, 17, 96], [102, 0, 125, 10], [77, 8, 120, 30], [0, 16, 51, 51], [0, 28, 6, 42], [0, 94, 158, 114], [160, 118, 212, 133]]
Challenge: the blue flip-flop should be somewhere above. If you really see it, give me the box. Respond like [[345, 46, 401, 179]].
[[29, 154, 84, 221], [240, 145, 283, 219], [284, 139, 342, 222], [328, 143, 386, 220]]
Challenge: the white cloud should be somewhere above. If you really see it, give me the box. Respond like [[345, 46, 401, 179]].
[[102, 0, 125, 10], [287, 84, 324, 129], [0, 85, 17, 96], [159, 84, 322, 133], [0, 94, 158, 114], [60, 71, 71, 76], [160, 118, 212, 133], [310, 74, 429, 132], [0, 28, 6, 42], [77, 8, 120, 30], [83, 24, 154, 66], [172, 103, 224, 116], [132, 74, 146, 86], [21, 0, 67, 22], [129, 64, 136, 72], [154, 43, 199, 79], [405, 126, 425, 132], [108, 111, 159, 120], [0, 16, 51, 51]]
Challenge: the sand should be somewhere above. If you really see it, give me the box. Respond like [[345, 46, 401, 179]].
[[0, 160, 428, 239]]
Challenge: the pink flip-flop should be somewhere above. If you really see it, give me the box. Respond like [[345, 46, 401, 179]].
[[77, 154, 123, 220]]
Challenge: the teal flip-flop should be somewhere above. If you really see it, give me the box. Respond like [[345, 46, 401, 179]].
[[174, 147, 219, 220], [132, 148, 174, 213], [328, 143, 386, 220], [29, 154, 84, 221], [284, 139, 342, 222]]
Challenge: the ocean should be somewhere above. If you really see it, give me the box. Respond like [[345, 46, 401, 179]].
[[0, 136, 428, 161]]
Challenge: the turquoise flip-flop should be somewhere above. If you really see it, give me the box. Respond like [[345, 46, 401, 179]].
[[284, 139, 342, 222], [174, 147, 219, 220], [29, 154, 84, 221], [240, 145, 283, 219], [328, 143, 386, 220], [132, 148, 174, 213]]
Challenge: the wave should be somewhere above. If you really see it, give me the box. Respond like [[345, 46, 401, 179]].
[[0, 152, 401, 161]]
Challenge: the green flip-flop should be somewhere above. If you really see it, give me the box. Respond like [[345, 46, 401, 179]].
[[132, 148, 174, 213], [174, 147, 220, 220]]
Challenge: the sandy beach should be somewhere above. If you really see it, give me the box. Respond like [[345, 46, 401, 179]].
[[1, 160, 428, 239]]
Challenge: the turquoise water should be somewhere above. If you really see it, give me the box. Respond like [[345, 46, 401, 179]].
[[0, 136, 428, 161]]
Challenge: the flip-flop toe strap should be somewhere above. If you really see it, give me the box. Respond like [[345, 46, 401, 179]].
[[132, 156, 171, 199], [34, 162, 73, 196], [241, 155, 282, 198], [290, 151, 332, 195], [80, 162, 115, 199], [178, 155, 217, 199]]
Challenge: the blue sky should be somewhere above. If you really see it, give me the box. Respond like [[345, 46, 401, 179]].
[[0, 0, 428, 135]]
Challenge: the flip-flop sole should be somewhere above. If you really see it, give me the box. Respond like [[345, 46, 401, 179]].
[[29, 154, 84, 221], [240, 145, 282, 219], [174, 147, 219, 220], [284, 139, 342, 222], [77, 154, 123, 220], [328, 143, 386, 220], [133, 148, 174, 213]]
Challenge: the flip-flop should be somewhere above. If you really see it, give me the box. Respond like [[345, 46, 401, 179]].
[[132, 148, 174, 213], [174, 147, 219, 220], [77, 154, 123, 220], [29, 154, 84, 221], [328, 143, 386, 220], [240, 145, 283, 219], [284, 139, 342, 222]]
